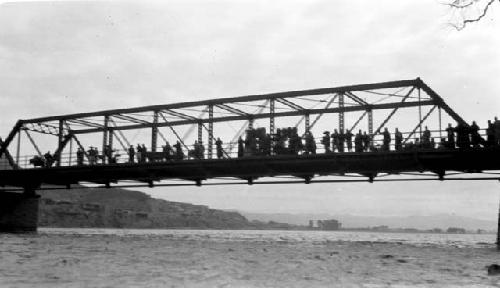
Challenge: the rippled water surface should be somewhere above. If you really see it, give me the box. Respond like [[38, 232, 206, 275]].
[[40, 228, 497, 248], [1, 229, 499, 287]]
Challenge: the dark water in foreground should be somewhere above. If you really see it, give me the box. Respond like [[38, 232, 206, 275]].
[[1, 229, 498, 287]]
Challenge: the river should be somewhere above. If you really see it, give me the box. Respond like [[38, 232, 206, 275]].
[[1, 228, 499, 287]]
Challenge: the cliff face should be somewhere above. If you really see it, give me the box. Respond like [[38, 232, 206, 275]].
[[38, 187, 251, 229]]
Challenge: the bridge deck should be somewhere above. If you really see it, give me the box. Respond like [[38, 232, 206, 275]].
[[1, 147, 499, 189]]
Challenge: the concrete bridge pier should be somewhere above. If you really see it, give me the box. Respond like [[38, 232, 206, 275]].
[[0, 188, 39, 232]]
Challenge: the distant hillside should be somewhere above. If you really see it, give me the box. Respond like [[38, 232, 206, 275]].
[[240, 212, 497, 231], [38, 186, 253, 229]]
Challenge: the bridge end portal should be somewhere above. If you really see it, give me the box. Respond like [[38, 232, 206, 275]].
[[0, 189, 39, 232]]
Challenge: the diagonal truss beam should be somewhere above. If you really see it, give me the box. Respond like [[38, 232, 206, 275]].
[[68, 119, 104, 128], [349, 111, 368, 132], [111, 131, 127, 150], [403, 105, 438, 143], [345, 92, 369, 105], [297, 94, 338, 130], [23, 129, 42, 157], [215, 104, 249, 116], [163, 109, 199, 121], [0, 137, 19, 169], [114, 114, 150, 125], [0, 121, 22, 160], [71, 135, 91, 161], [373, 87, 416, 135], [158, 112, 190, 150], [109, 119, 131, 147], [416, 79, 467, 126], [53, 134, 74, 166], [275, 98, 305, 111]]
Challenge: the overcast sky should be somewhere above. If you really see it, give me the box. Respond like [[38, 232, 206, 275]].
[[1, 0, 500, 220]]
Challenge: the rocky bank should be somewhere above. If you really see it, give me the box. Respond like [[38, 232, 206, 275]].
[[38, 186, 254, 229]]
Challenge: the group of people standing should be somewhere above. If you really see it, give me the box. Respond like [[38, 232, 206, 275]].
[[68, 118, 499, 166], [77, 145, 118, 166], [126, 140, 217, 163], [444, 117, 500, 149], [236, 127, 318, 157]]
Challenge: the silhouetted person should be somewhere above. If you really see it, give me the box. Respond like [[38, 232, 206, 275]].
[[136, 144, 142, 163], [487, 120, 495, 147], [331, 129, 339, 152], [261, 134, 271, 156], [445, 123, 455, 149], [305, 132, 316, 155], [362, 132, 370, 152], [338, 129, 345, 153], [321, 131, 331, 153], [198, 141, 205, 159], [174, 141, 184, 160], [470, 121, 481, 148], [422, 126, 431, 149], [289, 132, 302, 155], [382, 128, 391, 151], [44, 151, 53, 167], [141, 144, 147, 162], [215, 138, 223, 159], [162, 142, 172, 161], [354, 130, 363, 152], [94, 147, 99, 164], [394, 128, 403, 151], [237, 137, 244, 158], [345, 129, 353, 152], [455, 123, 470, 149], [494, 117, 500, 145], [128, 145, 135, 163], [275, 132, 285, 155], [104, 145, 112, 164], [87, 147, 95, 165], [76, 147, 84, 166]]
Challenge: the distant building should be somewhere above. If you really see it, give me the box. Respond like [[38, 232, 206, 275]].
[[309, 219, 341, 230], [447, 227, 466, 234]]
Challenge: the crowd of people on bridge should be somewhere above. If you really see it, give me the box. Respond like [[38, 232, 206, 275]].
[[31, 117, 500, 167]]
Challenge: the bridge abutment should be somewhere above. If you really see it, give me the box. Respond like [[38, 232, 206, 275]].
[[0, 190, 39, 232]]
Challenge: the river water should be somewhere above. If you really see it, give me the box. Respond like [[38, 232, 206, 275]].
[[1, 228, 499, 287]]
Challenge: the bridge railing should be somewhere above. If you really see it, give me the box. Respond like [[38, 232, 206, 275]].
[[4, 128, 490, 170]]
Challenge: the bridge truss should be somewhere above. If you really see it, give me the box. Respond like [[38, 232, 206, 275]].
[[1, 77, 499, 189]]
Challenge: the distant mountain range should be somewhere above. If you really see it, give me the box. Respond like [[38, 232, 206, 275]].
[[239, 212, 497, 231]]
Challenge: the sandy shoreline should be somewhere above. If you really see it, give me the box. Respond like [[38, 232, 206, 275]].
[[1, 232, 500, 287]]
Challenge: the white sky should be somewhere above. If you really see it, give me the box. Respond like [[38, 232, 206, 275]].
[[1, 0, 500, 220]]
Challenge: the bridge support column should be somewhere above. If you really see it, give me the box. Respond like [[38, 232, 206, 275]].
[[497, 192, 500, 250], [0, 190, 39, 232]]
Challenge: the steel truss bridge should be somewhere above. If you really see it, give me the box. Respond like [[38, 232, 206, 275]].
[[1, 77, 500, 192]]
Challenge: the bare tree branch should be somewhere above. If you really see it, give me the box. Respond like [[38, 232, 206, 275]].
[[444, 0, 475, 9], [445, 0, 499, 30]]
